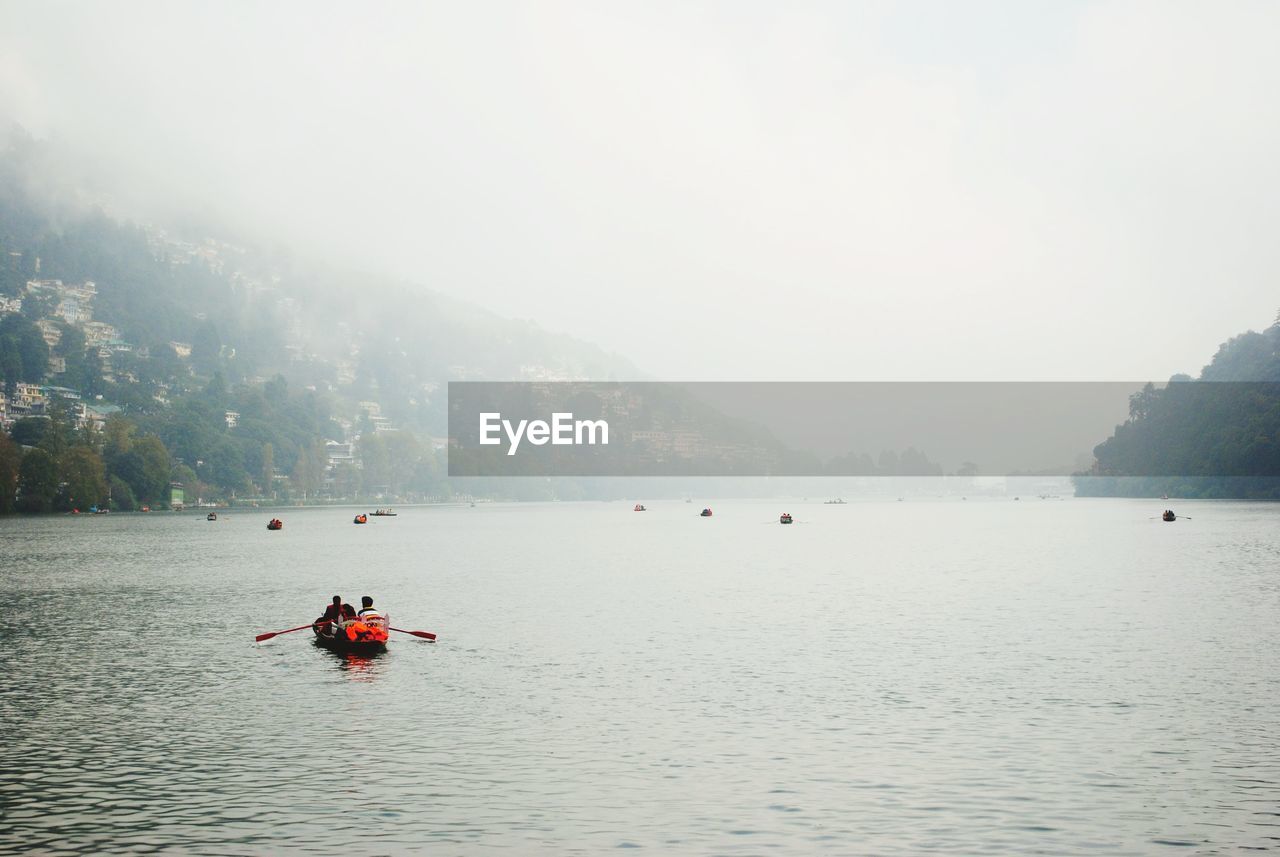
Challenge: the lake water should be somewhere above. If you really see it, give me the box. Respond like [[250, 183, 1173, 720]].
[[2, 498, 1278, 854]]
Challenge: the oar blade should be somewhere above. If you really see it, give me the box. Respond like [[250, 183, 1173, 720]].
[[390, 626, 437, 641], [254, 622, 318, 643]]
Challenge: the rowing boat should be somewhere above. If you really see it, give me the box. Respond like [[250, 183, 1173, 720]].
[[313, 615, 390, 653]]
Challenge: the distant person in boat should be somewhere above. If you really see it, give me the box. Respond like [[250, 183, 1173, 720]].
[[317, 596, 357, 625], [357, 595, 380, 618], [316, 596, 343, 628]]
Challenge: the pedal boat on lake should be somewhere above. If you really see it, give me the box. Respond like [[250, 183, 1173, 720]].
[[267, 518, 283, 530], [314, 614, 390, 654], [700, 508, 713, 517]]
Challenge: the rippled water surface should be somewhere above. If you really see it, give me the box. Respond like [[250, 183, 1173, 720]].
[[2, 498, 1279, 854]]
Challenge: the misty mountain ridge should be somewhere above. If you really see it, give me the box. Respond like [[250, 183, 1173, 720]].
[[0, 123, 639, 437], [1074, 310, 1280, 499], [1, 123, 966, 506]]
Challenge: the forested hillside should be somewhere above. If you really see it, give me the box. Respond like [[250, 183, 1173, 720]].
[[1075, 313, 1280, 498], [0, 126, 634, 511]]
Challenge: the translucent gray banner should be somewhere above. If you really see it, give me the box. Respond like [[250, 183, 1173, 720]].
[[447, 381, 1280, 478]]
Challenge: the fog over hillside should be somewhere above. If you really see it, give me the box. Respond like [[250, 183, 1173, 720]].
[[3, 1, 1278, 382]]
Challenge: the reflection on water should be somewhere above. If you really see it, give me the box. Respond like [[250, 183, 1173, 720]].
[[2, 499, 1278, 854], [326, 647, 387, 680]]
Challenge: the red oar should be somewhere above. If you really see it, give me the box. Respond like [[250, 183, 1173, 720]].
[[390, 626, 437, 641], [255, 620, 327, 643]]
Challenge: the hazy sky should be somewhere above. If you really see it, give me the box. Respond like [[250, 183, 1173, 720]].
[[2, 1, 1277, 381]]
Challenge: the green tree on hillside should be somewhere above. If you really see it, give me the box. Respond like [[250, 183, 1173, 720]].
[[0, 433, 20, 513], [108, 475, 137, 511], [289, 440, 327, 500], [115, 435, 171, 506], [36, 400, 75, 461], [264, 374, 288, 408], [359, 434, 391, 496], [101, 414, 135, 466], [148, 342, 185, 385], [53, 322, 106, 398], [58, 446, 107, 511], [9, 417, 48, 447], [0, 314, 49, 385], [1076, 317, 1280, 498], [18, 447, 57, 512], [205, 437, 250, 495], [260, 442, 274, 497]]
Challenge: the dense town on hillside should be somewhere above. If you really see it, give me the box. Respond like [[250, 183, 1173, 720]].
[[0, 129, 644, 512], [0, 178, 625, 513], [0, 222, 456, 510]]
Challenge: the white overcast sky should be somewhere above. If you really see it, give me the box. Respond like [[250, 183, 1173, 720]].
[[1, 1, 1277, 381]]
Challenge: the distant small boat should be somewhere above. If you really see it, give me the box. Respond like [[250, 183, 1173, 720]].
[[354, 514, 368, 525], [700, 508, 713, 517], [780, 512, 793, 524], [207, 512, 217, 521], [372, 509, 396, 516], [267, 518, 283, 531], [634, 504, 646, 512], [823, 498, 846, 505]]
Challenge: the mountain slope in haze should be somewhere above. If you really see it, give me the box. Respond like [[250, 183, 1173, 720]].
[[0, 125, 638, 423], [0, 124, 637, 506], [1075, 312, 1280, 498]]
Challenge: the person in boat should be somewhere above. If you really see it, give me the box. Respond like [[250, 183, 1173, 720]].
[[319, 595, 358, 622], [322, 595, 342, 622], [315, 595, 343, 632], [343, 595, 389, 644]]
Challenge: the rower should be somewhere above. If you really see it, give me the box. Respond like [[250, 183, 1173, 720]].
[[313, 595, 344, 634], [357, 595, 380, 618], [319, 595, 343, 625]]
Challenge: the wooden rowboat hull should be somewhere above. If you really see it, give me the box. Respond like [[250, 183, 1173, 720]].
[[313, 630, 386, 654]]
